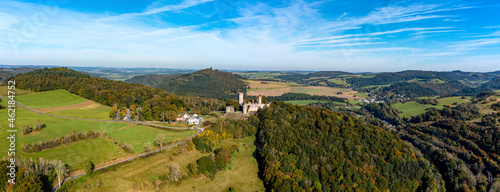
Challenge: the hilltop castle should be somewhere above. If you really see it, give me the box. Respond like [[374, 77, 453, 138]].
[[226, 92, 270, 114]]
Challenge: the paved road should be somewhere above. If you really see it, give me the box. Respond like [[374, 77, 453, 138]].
[[0, 96, 205, 191]]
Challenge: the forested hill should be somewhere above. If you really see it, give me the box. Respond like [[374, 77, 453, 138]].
[[9, 67, 224, 120], [347, 70, 499, 87], [126, 68, 248, 100], [255, 102, 444, 191]]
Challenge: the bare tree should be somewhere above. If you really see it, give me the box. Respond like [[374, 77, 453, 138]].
[[168, 164, 181, 182], [155, 134, 165, 149], [144, 142, 152, 153], [52, 159, 68, 187]]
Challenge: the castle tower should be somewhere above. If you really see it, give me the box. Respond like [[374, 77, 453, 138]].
[[243, 104, 248, 114], [258, 95, 262, 105], [238, 92, 244, 106]]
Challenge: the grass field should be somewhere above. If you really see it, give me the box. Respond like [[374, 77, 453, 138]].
[[285, 100, 327, 105], [0, 99, 130, 157], [234, 72, 282, 79], [48, 104, 111, 120], [106, 125, 197, 153], [67, 137, 265, 192], [16, 90, 88, 108], [393, 96, 470, 117], [327, 78, 348, 85], [284, 100, 347, 106], [0, 86, 32, 96], [22, 137, 129, 171], [151, 122, 195, 127]]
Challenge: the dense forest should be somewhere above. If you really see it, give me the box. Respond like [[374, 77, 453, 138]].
[[9, 68, 225, 121], [351, 97, 500, 191], [126, 68, 248, 101], [346, 70, 499, 87], [254, 102, 443, 192]]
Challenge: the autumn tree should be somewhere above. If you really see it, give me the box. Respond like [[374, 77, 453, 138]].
[[144, 142, 152, 153], [83, 157, 94, 177], [155, 134, 165, 149], [109, 105, 118, 119]]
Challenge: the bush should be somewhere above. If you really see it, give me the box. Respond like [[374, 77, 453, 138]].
[[21, 125, 32, 135], [197, 156, 217, 179], [83, 158, 94, 177]]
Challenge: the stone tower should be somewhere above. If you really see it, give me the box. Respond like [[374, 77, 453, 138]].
[[238, 92, 244, 106], [258, 95, 262, 104]]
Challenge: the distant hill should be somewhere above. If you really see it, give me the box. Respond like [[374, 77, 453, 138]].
[[0, 67, 37, 84], [11, 67, 225, 120], [480, 77, 500, 90], [124, 74, 180, 87], [126, 68, 248, 100]]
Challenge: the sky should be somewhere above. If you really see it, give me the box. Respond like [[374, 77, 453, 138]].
[[0, 0, 499, 72]]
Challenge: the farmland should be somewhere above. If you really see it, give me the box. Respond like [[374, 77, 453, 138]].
[[246, 80, 364, 100], [392, 96, 471, 117], [0, 90, 199, 174]]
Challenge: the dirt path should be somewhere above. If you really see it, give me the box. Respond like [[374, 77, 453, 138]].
[[34, 100, 96, 112]]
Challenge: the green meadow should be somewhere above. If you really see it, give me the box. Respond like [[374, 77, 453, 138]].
[[22, 137, 129, 171], [16, 89, 87, 108], [48, 105, 112, 120], [393, 96, 470, 118], [67, 137, 265, 192], [106, 125, 197, 153]]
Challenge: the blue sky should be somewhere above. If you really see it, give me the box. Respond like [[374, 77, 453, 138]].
[[0, 0, 499, 72]]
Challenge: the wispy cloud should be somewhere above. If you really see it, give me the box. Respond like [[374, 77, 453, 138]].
[[367, 27, 455, 36]]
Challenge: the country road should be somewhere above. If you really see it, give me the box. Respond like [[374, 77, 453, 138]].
[[0, 96, 206, 191]]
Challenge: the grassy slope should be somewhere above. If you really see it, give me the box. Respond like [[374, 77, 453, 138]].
[[106, 126, 197, 153], [393, 96, 470, 117], [68, 137, 265, 192], [16, 89, 87, 108], [48, 104, 111, 120], [22, 138, 128, 171], [0, 99, 129, 157]]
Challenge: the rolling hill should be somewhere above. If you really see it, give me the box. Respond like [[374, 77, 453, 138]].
[[126, 68, 248, 100]]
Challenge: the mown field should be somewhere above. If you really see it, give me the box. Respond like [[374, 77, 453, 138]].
[[66, 137, 265, 192], [16, 89, 88, 108], [284, 100, 347, 106], [246, 80, 364, 100], [393, 96, 470, 117]]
